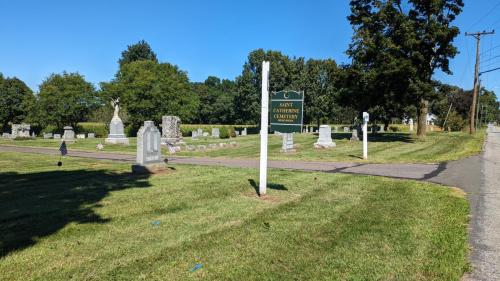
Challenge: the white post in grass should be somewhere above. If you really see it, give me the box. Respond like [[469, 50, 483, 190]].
[[259, 61, 270, 196], [363, 112, 369, 159]]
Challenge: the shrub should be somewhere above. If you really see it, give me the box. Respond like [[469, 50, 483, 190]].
[[388, 126, 400, 132], [445, 111, 466, 132], [42, 124, 58, 134], [78, 122, 108, 137]]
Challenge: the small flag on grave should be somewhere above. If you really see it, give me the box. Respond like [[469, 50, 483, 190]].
[[59, 141, 68, 156]]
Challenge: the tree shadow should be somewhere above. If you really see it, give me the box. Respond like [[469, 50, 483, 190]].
[[247, 179, 287, 196], [332, 132, 414, 143], [0, 169, 152, 258]]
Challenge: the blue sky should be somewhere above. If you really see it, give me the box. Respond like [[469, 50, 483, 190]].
[[1, 0, 500, 94]]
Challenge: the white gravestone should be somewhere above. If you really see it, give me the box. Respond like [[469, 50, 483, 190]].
[[105, 98, 129, 145], [211, 128, 220, 138], [314, 125, 336, 148], [11, 124, 30, 138], [87, 133, 95, 138], [2, 133, 11, 138], [242, 128, 247, 136], [281, 133, 295, 153], [192, 131, 198, 140], [132, 121, 165, 173], [344, 127, 350, 133], [43, 133, 53, 139], [63, 126, 75, 141], [309, 127, 314, 133], [161, 115, 183, 145], [76, 134, 86, 139], [409, 118, 414, 132], [53, 134, 61, 139], [350, 129, 359, 142], [197, 128, 203, 137]]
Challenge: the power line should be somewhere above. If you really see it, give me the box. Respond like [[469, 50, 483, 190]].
[[467, 0, 500, 31], [481, 54, 500, 64], [480, 43, 500, 56]]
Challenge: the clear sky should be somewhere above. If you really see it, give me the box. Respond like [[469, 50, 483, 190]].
[[1, 0, 500, 94]]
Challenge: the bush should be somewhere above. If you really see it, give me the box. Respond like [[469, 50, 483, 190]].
[[78, 122, 108, 137], [42, 124, 58, 134], [445, 111, 466, 132], [388, 126, 400, 132]]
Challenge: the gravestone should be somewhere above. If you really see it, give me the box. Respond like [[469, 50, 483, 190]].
[[202, 132, 209, 137], [380, 126, 384, 132], [235, 130, 240, 136], [208, 143, 217, 149], [197, 145, 207, 151], [63, 126, 75, 141], [31, 132, 36, 138], [350, 129, 359, 142], [132, 121, 165, 173], [197, 128, 203, 137], [87, 133, 95, 138], [344, 127, 350, 133], [309, 127, 313, 133], [161, 115, 183, 145], [409, 118, 414, 132], [2, 133, 10, 138], [53, 134, 61, 139], [211, 128, 220, 138], [333, 126, 338, 133], [43, 133, 53, 139], [191, 131, 198, 140], [76, 134, 86, 139], [11, 124, 30, 138], [281, 133, 295, 153], [314, 125, 336, 148], [242, 128, 247, 136], [105, 98, 129, 145]]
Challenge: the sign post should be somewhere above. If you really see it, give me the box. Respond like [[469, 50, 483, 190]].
[[363, 112, 369, 159], [259, 61, 270, 196]]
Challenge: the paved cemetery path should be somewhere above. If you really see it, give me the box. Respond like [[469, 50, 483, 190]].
[[462, 125, 500, 281], [0, 144, 441, 180]]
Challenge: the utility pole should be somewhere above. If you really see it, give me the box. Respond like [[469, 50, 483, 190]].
[[466, 30, 495, 134]]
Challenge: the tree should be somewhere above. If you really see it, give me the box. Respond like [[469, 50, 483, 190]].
[[101, 60, 198, 133], [38, 72, 98, 130], [347, 0, 463, 137], [234, 49, 305, 124], [0, 74, 36, 132], [192, 77, 236, 124], [303, 59, 339, 127], [118, 40, 158, 67]]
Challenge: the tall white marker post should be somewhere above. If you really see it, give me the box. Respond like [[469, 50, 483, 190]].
[[259, 61, 270, 196], [362, 112, 369, 159]]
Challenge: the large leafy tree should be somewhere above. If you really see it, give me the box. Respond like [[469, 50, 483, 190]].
[[193, 76, 236, 124], [38, 72, 98, 130], [0, 74, 36, 132], [347, 0, 463, 137], [101, 60, 198, 133], [118, 40, 158, 67], [303, 59, 340, 127], [234, 49, 305, 124]]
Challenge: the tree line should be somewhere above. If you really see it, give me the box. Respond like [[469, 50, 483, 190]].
[[1, 1, 499, 136]]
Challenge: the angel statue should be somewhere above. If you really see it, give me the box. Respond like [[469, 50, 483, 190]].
[[111, 97, 120, 119]]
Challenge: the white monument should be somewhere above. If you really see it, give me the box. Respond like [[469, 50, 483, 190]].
[[211, 128, 220, 138], [281, 133, 295, 153], [105, 98, 129, 145], [63, 126, 75, 142], [314, 125, 336, 148], [132, 121, 166, 173], [11, 124, 30, 138], [409, 118, 414, 132]]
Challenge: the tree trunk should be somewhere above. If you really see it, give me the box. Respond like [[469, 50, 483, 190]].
[[417, 98, 428, 138], [384, 120, 389, 131], [317, 117, 320, 132]]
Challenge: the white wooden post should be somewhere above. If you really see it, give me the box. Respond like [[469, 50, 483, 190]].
[[363, 112, 369, 159], [259, 61, 270, 196]]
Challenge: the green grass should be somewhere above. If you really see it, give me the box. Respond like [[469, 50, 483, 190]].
[[0, 152, 469, 280], [0, 130, 485, 163]]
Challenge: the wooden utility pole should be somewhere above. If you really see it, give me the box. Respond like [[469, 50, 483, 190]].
[[465, 30, 494, 134]]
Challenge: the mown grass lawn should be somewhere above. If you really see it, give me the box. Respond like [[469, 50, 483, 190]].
[[0, 152, 469, 280], [0, 130, 485, 163]]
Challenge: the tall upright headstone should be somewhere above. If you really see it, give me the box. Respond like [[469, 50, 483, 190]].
[[242, 127, 247, 136], [314, 125, 336, 148], [281, 133, 295, 153], [63, 126, 75, 141], [105, 98, 129, 145], [350, 129, 359, 142], [132, 121, 165, 173], [161, 115, 183, 145], [211, 128, 220, 138], [409, 118, 414, 132]]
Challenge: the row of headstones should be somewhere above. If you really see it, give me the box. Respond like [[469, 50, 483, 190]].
[[42, 132, 96, 139], [303, 125, 386, 134], [191, 127, 248, 139], [281, 125, 364, 152]]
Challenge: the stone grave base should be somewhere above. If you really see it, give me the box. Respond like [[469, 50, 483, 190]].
[[132, 162, 167, 174], [313, 142, 336, 149], [161, 138, 184, 146], [105, 137, 129, 145], [280, 148, 296, 153]]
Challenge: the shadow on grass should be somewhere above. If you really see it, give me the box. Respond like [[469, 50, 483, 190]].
[[0, 169, 151, 258], [332, 132, 414, 143], [248, 179, 287, 196]]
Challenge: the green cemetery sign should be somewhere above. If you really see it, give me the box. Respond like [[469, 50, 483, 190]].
[[270, 90, 304, 133]]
